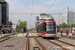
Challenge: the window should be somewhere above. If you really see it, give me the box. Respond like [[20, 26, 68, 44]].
[[46, 23, 55, 31], [43, 23, 46, 31]]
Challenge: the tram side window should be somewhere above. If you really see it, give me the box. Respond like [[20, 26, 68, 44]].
[[37, 24, 43, 32], [43, 23, 46, 31], [37, 27, 38, 32]]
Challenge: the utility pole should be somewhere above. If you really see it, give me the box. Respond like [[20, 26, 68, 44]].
[[17, 21, 18, 31], [17, 21, 18, 26], [67, 7, 69, 36]]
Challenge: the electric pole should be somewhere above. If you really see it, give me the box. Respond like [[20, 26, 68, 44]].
[[67, 7, 69, 36]]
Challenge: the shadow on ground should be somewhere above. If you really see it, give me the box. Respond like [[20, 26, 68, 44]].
[[42, 36, 60, 40]]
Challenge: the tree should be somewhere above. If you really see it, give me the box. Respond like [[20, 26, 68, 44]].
[[16, 21, 27, 30], [70, 24, 75, 28], [59, 23, 67, 26], [29, 29, 33, 31], [8, 21, 13, 26]]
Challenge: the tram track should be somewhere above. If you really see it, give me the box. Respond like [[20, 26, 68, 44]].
[[29, 33, 70, 50], [65, 37, 75, 40], [33, 33, 73, 50], [55, 39, 75, 47], [26, 37, 30, 50], [40, 37, 70, 50], [28, 34, 70, 50], [34, 37, 46, 50], [25, 33, 46, 50], [0, 33, 18, 43], [25, 33, 75, 50], [0, 37, 11, 43]]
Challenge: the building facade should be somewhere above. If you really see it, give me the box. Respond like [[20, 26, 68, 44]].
[[35, 16, 39, 27], [59, 10, 75, 25], [39, 13, 54, 23], [0, 4, 2, 26], [35, 13, 54, 27], [0, 0, 9, 29], [12, 24, 16, 32]]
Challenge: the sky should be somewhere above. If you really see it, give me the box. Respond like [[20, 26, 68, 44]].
[[5, 0, 75, 28]]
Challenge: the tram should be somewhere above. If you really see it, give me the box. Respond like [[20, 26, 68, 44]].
[[36, 19, 56, 37]]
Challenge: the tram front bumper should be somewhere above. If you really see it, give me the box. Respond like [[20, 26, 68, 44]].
[[42, 34, 56, 37]]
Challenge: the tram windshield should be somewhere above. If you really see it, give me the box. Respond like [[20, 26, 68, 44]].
[[46, 23, 55, 33]]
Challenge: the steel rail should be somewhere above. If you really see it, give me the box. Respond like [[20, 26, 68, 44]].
[[34, 37, 46, 50], [26, 37, 30, 50], [55, 39, 75, 47], [0, 33, 18, 43], [65, 37, 75, 40], [31, 33, 46, 50], [46, 39, 70, 50], [40, 37, 70, 50], [0, 37, 11, 43]]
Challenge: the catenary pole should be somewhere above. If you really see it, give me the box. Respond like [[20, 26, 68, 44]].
[[67, 7, 69, 36]]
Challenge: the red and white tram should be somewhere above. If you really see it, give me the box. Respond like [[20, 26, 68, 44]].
[[36, 19, 56, 37]]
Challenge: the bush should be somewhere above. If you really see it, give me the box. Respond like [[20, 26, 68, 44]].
[[17, 30, 21, 33]]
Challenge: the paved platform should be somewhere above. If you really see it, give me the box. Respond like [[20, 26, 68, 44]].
[[56, 32, 73, 37], [15, 33, 27, 37], [0, 33, 13, 38]]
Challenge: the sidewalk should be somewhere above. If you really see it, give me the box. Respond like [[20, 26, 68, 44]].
[[0, 34, 2, 38], [0, 34, 10, 38], [15, 33, 27, 37], [56, 32, 73, 37]]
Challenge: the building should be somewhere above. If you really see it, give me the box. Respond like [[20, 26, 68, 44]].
[[12, 24, 17, 32], [0, 0, 9, 29], [35, 16, 39, 27], [0, 4, 2, 26], [35, 13, 54, 27], [59, 10, 75, 25], [34, 13, 54, 32], [26, 25, 30, 30], [39, 13, 54, 23]]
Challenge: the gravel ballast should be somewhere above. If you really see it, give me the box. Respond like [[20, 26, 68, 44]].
[[0, 37, 26, 50]]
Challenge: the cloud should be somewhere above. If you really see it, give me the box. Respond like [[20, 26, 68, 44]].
[[45, 0, 59, 4], [5, 0, 61, 28], [30, 5, 61, 13], [5, 0, 60, 13], [5, 0, 35, 28]]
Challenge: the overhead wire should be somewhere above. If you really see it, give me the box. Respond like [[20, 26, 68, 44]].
[[10, 13, 18, 20], [9, 0, 68, 28], [10, 12, 20, 25], [45, 0, 57, 13], [28, 0, 34, 28], [31, 0, 34, 16], [11, 13, 61, 15], [70, 8, 75, 11]]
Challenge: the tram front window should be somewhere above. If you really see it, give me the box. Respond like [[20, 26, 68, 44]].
[[46, 23, 55, 33]]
